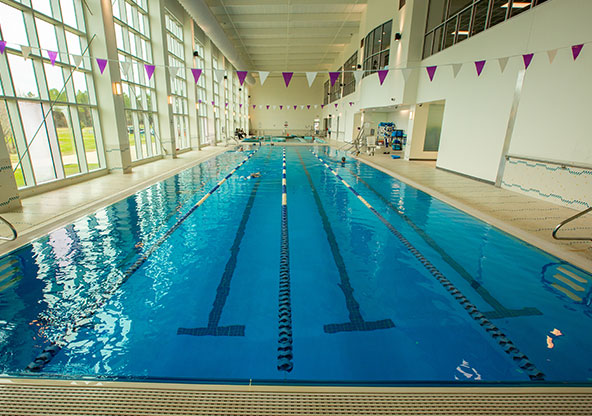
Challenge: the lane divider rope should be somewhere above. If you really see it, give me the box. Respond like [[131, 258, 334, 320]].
[[310, 150, 544, 381], [26, 151, 258, 372], [277, 148, 293, 372]]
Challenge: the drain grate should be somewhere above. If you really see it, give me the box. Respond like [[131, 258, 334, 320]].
[[1, 382, 591, 415]]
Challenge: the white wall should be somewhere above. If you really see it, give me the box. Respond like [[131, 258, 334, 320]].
[[249, 75, 324, 136], [416, 0, 592, 185]]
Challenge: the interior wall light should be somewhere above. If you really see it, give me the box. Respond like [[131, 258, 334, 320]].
[[167, 95, 173, 105], [112, 82, 122, 95], [394, 32, 402, 41]]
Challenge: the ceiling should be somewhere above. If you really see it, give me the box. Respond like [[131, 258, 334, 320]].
[[204, 0, 367, 73]]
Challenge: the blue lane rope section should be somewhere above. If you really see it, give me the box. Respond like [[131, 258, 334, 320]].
[[310, 150, 545, 381], [296, 149, 394, 334], [324, 151, 541, 321], [277, 148, 293, 373], [25, 151, 258, 372]]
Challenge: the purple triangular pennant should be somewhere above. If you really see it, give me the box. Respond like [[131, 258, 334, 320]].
[[329, 71, 340, 87], [239, 103, 242, 108], [475, 60, 486, 76], [48, 50, 58, 66], [280, 105, 283, 110], [293, 105, 297, 110], [321, 104, 325, 109], [282, 72, 293, 87], [377, 69, 388, 85], [191, 68, 202, 84], [266, 105, 270, 109], [349, 102, 353, 106], [211, 101, 215, 106], [145, 64, 155, 80], [253, 105, 256, 109], [334, 103, 338, 108], [426, 66, 437, 81], [225, 102, 228, 107], [198, 99, 202, 104], [307, 105, 310, 109], [572, 44, 584, 61], [0, 41, 6, 55], [96, 58, 108, 74], [237, 71, 248, 85], [522, 53, 534, 70]]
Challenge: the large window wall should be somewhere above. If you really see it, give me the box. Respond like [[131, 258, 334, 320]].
[[165, 10, 189, 150], [362, 20, 392, 77], [0, 0, 104, 189], [113, 0, 160, 161], [342, 51, 358, 97], [423, 0, 550, 58]]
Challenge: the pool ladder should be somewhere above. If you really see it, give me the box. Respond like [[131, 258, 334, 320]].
[[552, 206, 592, 242], [0, 215, 17, 241]]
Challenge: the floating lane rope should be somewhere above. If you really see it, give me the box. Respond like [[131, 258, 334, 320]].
[[277, 148, 293, 373], [310, 150, 545, 381], [26, 151, 258, 372]]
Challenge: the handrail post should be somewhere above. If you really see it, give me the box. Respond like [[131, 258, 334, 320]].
[[552, 207, 592, 242], [0, 216, 18, 241]]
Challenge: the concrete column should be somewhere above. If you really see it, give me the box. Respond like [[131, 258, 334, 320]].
[[186, 19, 200, 150], [87, 0, 132, 173], [0, 128, 22, 212], [149, 0, 177, 158], [204, 39, 217, 146]]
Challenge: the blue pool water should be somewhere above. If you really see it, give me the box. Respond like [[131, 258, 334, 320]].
[[1, 145, 591, 385]]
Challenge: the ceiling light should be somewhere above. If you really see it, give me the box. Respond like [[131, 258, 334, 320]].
[[501, 2, 531, 8]]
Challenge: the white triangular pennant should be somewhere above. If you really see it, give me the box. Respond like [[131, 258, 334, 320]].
[[300, 105, 305, 109], [451, 63, 462, 78], [21, 45, 31, 60], [258, 71, 269, 85], [272, 105, 277, 110], [353, 70, 363, 84], [169, 66, 179, 78], [214, 69, 225, 82], [402, 68, 414, 82], [120, 61, 131, 75], [305, 72, 317, 87], [314, 104, 318, 109], [498, 57, 509, 73], [259, 105, 263, 109], [547, 49, 558, 64], [73, 55, 83, 68]]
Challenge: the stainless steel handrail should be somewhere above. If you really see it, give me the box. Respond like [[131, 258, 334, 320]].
[[0, 215, 17, 241], [552, 206, 592, 241], [506, 154, 592, 171]]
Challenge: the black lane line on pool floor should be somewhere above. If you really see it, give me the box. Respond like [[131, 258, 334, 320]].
[[296, 150, 395, 334], [311, 150, 545, 381], [277, 149, 293, 373], [177, 179, 261, 337], [25, 151, 258, 372], [177, 149, 273, 337], [331, 156, 542, 320]]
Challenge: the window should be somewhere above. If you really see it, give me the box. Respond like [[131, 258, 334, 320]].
[[165, 11, 190, 151], [330, 67, 342, 103], [362, 20, 392, 78], [0, 0, 104, 189], [113, 0, 160, 161], [342, 52, 358, 97], [423, 0, 547, 59], [212, 56, 222, 143], [323, 81, 329, 105]]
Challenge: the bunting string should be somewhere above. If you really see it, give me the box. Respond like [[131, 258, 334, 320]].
[[0, 38, 588, 87]]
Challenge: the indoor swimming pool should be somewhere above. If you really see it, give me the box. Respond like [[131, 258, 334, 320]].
[[0, 145, 591, 385]]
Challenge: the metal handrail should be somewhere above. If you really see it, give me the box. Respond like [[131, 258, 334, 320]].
[[0, 215, 17, 241], [552, 206, 592, 241]]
